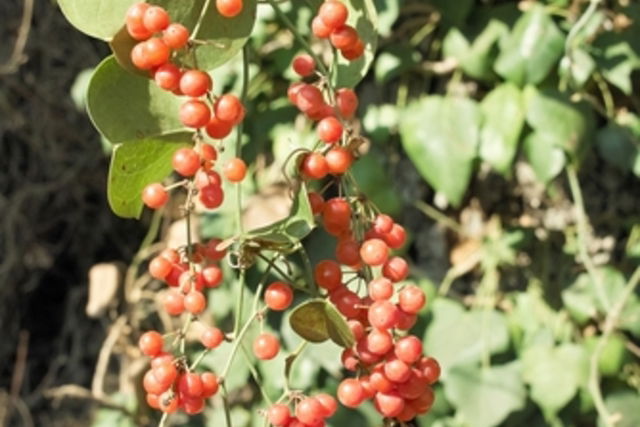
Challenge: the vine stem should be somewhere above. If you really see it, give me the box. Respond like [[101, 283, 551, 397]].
[[191, 0, 213, 38], [264, 0, 330, 77], [220, 310, 261, 381], [588, 266, 640, 426], [566, 166, 610, 310]]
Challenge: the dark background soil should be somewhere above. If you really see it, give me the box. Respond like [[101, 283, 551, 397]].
[[0, 1, 145, 425]]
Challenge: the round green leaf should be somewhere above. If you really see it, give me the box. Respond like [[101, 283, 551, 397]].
[[600, 391, 640, 427], [58, 0, 137, 41], [87, 56, 185, 143], [333, 0, 378, 88], [523, 132, 566, 184], [444, 362, 526, 427], [289, 300, 331, 343], [399, 96, 481, 207], [108, 134, 192, 218]]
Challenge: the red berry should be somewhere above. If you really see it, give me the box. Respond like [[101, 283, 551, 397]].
[[336, 88, 358, 118], [323, 198, 351, 231], [172, 147, 200, 177], [312, 16, 332, 38], [409, 386, 435, 413], [347, 320, 365, 341], [146, 393, 160, 409], [335, 238, 360, 266], [398, 285, 425, 314], [268, 404, 291, 426], [201, 372, 219, 397], [295, 397, 324, 425], [153, 361, 178, 388], [206, 115, 234, 139], [308, 191, 325, 215], [163, 23, 190, 49], [180, 70, 212, 97], [253, 333, 280, 360], [384, 357, 411, 383], [154, 63, 181, 91], [370, 369, 394, 393], [330, 25, 358, 50], [314, 260, 342, 290], [295, 85, 324, 114], [184, 291, 206, 314], [287, 82, 305, 104], [217, 0, 243, 17], [183, 396, 205, 414], [142, 183, 169, 209], [160, 248, 180, 264], [200, 143, 217, 162], [337, 378, 364, 408], [202, 265, 223, 288], [397, 310, 417, 330], [179, 372, 203, 398], [143, 369, 166, 394], [180, 99, 211, 128], [143, 6, 170, 33], [419, 357, 441, 385], [264, 282, 294, 311], [292, 54, 316, 77], [366, 328, 393, 355], [315, 393, 338, 417], [385, 223, 406, 249], [360, 238, 389, 266], [317, 117, 343, 144], [199, 184, 224, 209], [374, 391, 405, 417], [368, 278, 393, 301], [382, 256, 409, 282], [301, 152, 329, 180], [139, 331, 164, 357], [395, 336, 423, 364], [342, 39, 365, 60], [318, 1, 349, 29], [126, 3, 152, 41], [163, 289, 185, 315], [159, 394, 179, 413], [325, 147, 353, 175], [368, 300, 399, 330], [223, 158, 247, 182], [201, 327, 224, 349], [144, 38, 171, 67], [334, 289, 361, 319], [149, 255, 172, 279], [214, 94, 244, 124], [131, 42, 153, 70], [204, 239, 227, 261]]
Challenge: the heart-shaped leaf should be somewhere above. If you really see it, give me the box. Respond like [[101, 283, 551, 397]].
[[108, 133, 192, 218]]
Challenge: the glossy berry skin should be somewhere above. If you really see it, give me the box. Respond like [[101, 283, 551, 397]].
[[217, 0, 243, 17], [341, 39, 365, 60], [335, 238, 360, 266], [384, 357, 411, 383], [163, 289, 185, 315], [419, 357, 441, 385], [295, 85, 324, 114], [360, 238, 389, 266], [214, 94, 244, 124], [201, 327, 224, 348], [206, 116, 233, 139], [337, 378, 364, 408], [253, 333, 280, 360], [318, 0, 349, 29], [142, 183, 168, 209], [292, 54, 316, 77], [373, 214, 393, 234], [368, 300, 399, 330], [179, 99, 211, 128], [131, 42, 153, 70], [201, 372, 220, 397], [312, 16, 332, 38], [325, 147, 353, 175], [199, 184, 224, 209], [154, 63, 181, 91], [126, 3, 152, 41], [308, 191, 325, 215], [330, 25, 358, 50], [374, 391, 405, 417], [223, 158, 247, 182], [295, 397, 325, 425], [152, 362, 177, 388], [163, 23, 190, 49], [139, 331, 164, 357], [314, 260, 342, 291], [395, 335, 423, 364], [172, 147, 200, 177], [317, 117, 343, 144], [268, 404, 291, 426], [301, 153, 328, 180], [180, 70, 212, 97], [264, 282, 294, 311], [316, 393, 338, 417], [368, 278, 393, 301], [322, 198, 351, 230], [382, 256, 409, 282], [398, 285, 426, 314], [144, 38, 171, 68], [202, 265, 223, 288], [179, 372, 203, 398], [149, 255, 172, 279], [143, 6, 170, 33], [336, 88, 358, 118], [184, 291, 206, 314], [366, 328, 393, 355]]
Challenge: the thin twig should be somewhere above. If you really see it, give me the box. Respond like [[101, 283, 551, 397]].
[[0, 0, 34, 74]]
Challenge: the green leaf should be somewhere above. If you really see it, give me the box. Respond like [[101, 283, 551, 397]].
[[87, 56, 185, 143], [245, 183, 314, 248], [374, 46, 419, 84], [430, 0, 474, 26], [108, 134, 191, 218], [522, 343, 588, 414], [350, 151, 402, 217], [58, 0, 137, 41], [523, 132, 566, 184], [494, 5, 564, 86], [596, 124, 640, 176], [399, 96, 481, 207], [372, 0, 399, 37], [445, 362, 526, 427], [289, 299, 354, 348], [424, 299, 510, 372], [525, 86, 595, 158], [443, 20, 508, 81], [600, 391, 640, 427], [200, 341, 250, 391], [479, 83, 525, 175], [333, 0, 378, 88]]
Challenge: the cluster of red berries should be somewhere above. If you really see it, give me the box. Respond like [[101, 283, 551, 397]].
[[312, 0, 365, 60], [287, 55, 359, 179], [140, 331, 220, 415], [266, 393, 338, 427]]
